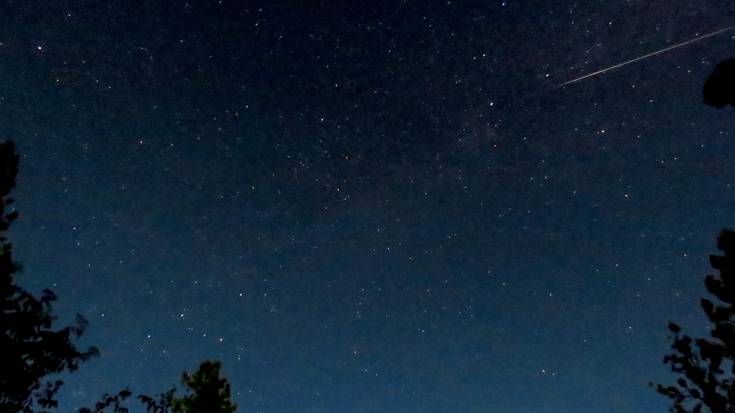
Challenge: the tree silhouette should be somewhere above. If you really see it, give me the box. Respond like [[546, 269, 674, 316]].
[[655, 230, 735, 413], [78, 362, 236, 413], [171, 361, 237, 413], [0, 141, 238, 413], [0, 141, 99, 412], [137, 388, 176, 413], [703, 58, 735, 108], [78, 390, 133, 413], [78, 388, 175, 413]]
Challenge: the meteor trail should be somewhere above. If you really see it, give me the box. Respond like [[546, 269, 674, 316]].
[[557, 25, 735, 88]]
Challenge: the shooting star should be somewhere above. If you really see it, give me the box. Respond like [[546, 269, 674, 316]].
[[557, 25, 735, 88]]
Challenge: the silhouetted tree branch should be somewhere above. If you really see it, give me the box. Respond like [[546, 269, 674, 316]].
[[654, 230, 735, 413], [0, 141, 98, 413], [138, 388, 176, 413], [79, 390, 133, 413], [80, 361, 236, 413], [1, 141, 238, 413]]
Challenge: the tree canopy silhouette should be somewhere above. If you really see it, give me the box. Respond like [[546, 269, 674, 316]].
[[171, 361, 237, 413], [0, 141, 99, 413], [703, 58, 735, 108], [655, 230, 735, 413], [79, 361, 236, 413]]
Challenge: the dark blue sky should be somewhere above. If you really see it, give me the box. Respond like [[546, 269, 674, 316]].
[[4, 1, 735, 412]]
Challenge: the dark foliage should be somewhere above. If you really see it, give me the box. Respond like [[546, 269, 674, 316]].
[[0, 141, 99, 413], [172, 361, 237, 413], [137, 389, 176, 413], [79, 388, 179, 413], [655, 230, 735, 413], [78, 390, 132, 413], [1, 142, 236, 413], [703, 58, 735, 109], [79, 361, 236, 413]]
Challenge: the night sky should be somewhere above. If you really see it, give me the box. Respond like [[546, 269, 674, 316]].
[[4, 1, 735, 412]]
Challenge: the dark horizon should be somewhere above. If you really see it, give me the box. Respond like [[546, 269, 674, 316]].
[[4, 2, 735, 412]]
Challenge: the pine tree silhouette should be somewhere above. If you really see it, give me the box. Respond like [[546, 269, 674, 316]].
[[171, 361, 237, 413]]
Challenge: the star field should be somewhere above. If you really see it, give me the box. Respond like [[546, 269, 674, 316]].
[[3, 1, 735, 412]]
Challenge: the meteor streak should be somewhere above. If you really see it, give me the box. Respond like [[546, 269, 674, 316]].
[[557, 26, 735, 88]]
